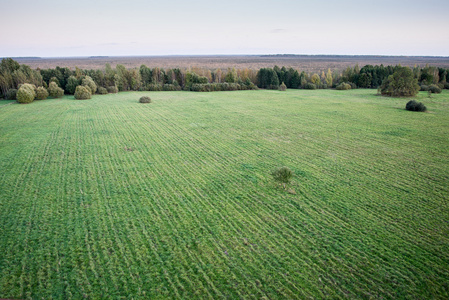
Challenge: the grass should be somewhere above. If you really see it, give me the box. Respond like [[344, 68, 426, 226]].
[[0, 89, 448, 299]]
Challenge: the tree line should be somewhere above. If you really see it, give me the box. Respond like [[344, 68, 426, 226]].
[[1, 58, 448, 100]]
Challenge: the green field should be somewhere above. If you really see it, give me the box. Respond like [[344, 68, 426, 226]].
[[0, 90, 448, 299]]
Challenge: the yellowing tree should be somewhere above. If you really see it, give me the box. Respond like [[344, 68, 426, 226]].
[[325, 68, 333, 87]]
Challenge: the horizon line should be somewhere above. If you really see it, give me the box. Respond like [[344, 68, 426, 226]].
[[3, 54, 449, 59]]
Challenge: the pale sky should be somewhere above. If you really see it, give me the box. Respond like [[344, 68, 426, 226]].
[[1, 0, 448, 57]]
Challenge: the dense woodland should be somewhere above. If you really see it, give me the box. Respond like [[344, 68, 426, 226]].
[[0, 58, 448, 100]]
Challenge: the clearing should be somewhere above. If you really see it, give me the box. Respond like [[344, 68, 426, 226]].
[[0, 89, 448, 298]]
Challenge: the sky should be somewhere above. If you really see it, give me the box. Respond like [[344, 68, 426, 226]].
[[1, 0, 448, 57]]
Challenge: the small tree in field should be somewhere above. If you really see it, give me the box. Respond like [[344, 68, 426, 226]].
[[17, 83, 36, 104], [35, 86, 49, 100], [279, 82, 287, 91], [82, 76, 97, 94], [380, 66, 419, 97], [74, 85, 91, 100], [271, 166, 293, 189], [48, 82, 64, 98]]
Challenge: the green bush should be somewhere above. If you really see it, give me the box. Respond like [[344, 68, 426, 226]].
[[189, 83, 247, 92], [74, 85, 91, 100], [429, 84, 442, 94], [444, 82, 449, 89], [82, 76, 97, 94], [304, 83, 316, 90], [5, 89, 17, 100], [17, 83, 36, 104], [147, 83, 163, 91], [279, 82, 287, 91], [35, 86, 49, 100], [380, 67, 419, 97], [48, 82, 64, 98], [139, 96, 151, 103], [406, 100, 427, 112], [163, 84, 182, 91], [336, 82, 351, 90], [107, 86, 118, 93], [271, 166, 293, 188], [97, 87, 108, 94], [420, 84, 429, 91]]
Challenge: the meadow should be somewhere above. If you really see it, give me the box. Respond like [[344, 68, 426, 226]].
[[0, 89, 448, 299]]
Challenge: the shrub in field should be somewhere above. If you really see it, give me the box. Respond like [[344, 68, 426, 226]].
[[189, 83, 247, 92], [444, 82, 449, 89], [429, 84, 442, 94], [48, 82, 64, 98], [139, 96, 151, 103], [107, 86, 118, 93], [97, 87, 108, 94], [336, 82, 351, 90], [163, 84, 182, 91], [420, 84, 429, 91], [82, 76, 97, 94], [35, 86, 49, 100], [406, 100, 427, 112], [279, 82, 287, 91], [17, 83, 36, 104], [147, 83, 163, 91], [271, 166, 293, 188], [5, 89, 17, 100], [304, 83, 316, 90], [380, 66, 420, 97], [74, 85, 91, 100]]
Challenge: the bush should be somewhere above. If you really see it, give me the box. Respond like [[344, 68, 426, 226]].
[[48, 82, 64, 98], [429, 84, 442, 94], [444, 82, 449, 89], [97, 87, 108, 95], [139, 96, 151, 103], [406, 100, 427, 112], [336, 82, 351, 90], [82, 76, 97, 94], [147, 83, 163, 91], [380, 66, 420, 97], [163, 84, 182, 91], [17, 83, 36, 104], [74, 85, 91, 100], [35, 86, 49, 100], [107, 86, 118, 93], [279, 82, 287, 91], [271, 166, 293, 188], [304, 83, 316, 90], [5, 89, 17, 100], [420, 84, 429, 91]]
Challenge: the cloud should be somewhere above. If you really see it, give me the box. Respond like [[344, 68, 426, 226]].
[[99, 43, 121, 46], [271, 29, 288, 34]]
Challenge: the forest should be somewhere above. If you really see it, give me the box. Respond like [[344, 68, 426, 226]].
[[0, 57, 448, 100]]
